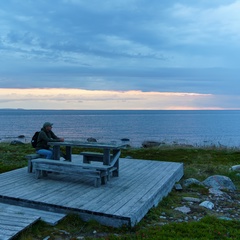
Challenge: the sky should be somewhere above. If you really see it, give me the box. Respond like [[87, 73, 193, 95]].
[[0, 0, 240, 110]]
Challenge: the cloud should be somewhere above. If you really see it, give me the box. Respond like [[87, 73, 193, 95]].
[[0, 1, 239, 109], [0, 88, 214, 109], [0, 88, 236, 110]]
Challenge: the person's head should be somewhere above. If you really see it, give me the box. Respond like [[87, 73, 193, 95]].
[[43, 122, 53, 131]]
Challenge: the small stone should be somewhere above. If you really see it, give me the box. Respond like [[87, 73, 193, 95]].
[[209, 188, 224, 196], [174, 206, 191, 214], [183, 178, 203, 187], [87, 137, 97, 142], [175, 183, 183, 191], [218, 216, 232, 221], [230, 165, 240, 171], [199, 201, 214, 209], [182, 197, 201, 203], [43, 237, 50, 240]]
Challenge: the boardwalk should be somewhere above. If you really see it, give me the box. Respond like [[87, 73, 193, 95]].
[[0, 157, 183, 230]]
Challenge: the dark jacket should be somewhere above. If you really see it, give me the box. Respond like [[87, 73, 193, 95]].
[[35, 128, 61, 150]]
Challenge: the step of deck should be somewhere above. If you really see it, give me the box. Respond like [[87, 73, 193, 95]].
[[0, 203, 66, 240]]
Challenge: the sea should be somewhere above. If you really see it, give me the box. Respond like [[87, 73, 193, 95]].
[[1, 109, 240, 148]]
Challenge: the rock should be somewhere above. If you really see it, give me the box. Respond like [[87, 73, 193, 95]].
[[182, 197, 201, 203], [230, 165, 240, 171], [43, 237, 50, 240], [10, 140, 24, 145], [218, 216, 233, 221], [121, 138, 130, 142], [175, 183, 183, 191], [87, 137, 97, 142], [199, 201, 214, 209], [174, 206, 191, 214], [183, 178, 204, 187], [18, 135, 25, 138], [142, 141, 160, 148], [202, 175, 236, 191], [208, 188, 225, 196]]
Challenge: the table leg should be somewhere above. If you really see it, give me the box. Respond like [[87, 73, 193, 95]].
[[112, 149, 120, 177], [103, 149, 111, 165], [66, 146, 72, 161], [53, 145, 61, 160]]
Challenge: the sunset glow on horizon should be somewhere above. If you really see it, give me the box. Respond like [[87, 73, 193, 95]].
[[0, 88, 233, 110]]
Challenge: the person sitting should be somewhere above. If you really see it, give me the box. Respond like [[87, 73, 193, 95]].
[[35, 122, 64, 159]]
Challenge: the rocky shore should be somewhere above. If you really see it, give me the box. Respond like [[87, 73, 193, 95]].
[[155, 173, 240, 226]]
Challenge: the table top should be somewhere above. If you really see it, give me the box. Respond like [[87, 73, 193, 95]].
[[48, 141, 127, 149]]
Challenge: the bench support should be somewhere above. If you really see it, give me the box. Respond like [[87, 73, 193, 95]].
[[80, 150, 121, 177], [25, 153, 43, 173]]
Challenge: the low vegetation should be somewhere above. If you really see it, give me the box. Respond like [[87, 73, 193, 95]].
[[1, 143, 240, 239]]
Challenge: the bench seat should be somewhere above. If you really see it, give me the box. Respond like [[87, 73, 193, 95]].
[[25, 153, 44, 173], [31, 159, 116, 187]]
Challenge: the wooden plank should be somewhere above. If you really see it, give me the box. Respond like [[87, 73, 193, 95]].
[[32, 159, 114, 171], [25, 153, 42, 160], [115, 163, 183, 224], [129, 167, 184, 226], [0, 212, 40, 240], [77, 159, 157, 211], [0, 157, 184, 228], [0, 203, 66, 226], [95, 161, 169, 214], [32, 160, 108, 187]]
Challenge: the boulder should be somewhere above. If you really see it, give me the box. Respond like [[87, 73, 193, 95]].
[[18, 135, 25, 138], [142, 141, 160, 148], [121, 138, 130, 142], [202, 175, 236, 191], [10, 140, 24, 145], [87, 138, 97, 142]]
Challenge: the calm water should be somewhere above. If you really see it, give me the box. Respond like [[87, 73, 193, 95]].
[[1, 109, 240, 148]]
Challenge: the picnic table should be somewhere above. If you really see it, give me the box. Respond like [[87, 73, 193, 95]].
[[48, 141, 125, 166], [30, 141, 127, 187]]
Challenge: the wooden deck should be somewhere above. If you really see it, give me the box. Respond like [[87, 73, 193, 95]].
[[0, 156, 183, 228], [0, 202, 66, 240]]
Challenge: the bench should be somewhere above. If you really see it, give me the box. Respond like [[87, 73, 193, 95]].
[[80, 152, 113, 163], [31, 159, 117, 187], [25, 153, 44, 173]]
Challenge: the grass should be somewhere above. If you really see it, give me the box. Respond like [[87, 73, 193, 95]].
[[0, 143, 240, 239]]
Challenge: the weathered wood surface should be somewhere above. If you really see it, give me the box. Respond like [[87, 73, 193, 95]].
[[80, 151, 113, 163], [0, 210, 40, 240], [31, 158, 117, 187], [0, 156, 183, 229], [0, 202, 66, 240], [0, 203, 66, 225]]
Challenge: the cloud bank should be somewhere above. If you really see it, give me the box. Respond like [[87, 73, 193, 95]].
[[0, 0, 239, 109]]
